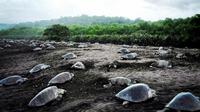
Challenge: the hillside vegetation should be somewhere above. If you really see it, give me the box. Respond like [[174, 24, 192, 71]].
[[0, 14, 200, 48]]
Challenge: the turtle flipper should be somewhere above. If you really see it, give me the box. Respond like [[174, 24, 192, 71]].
[[122, 101, 129, 106], [56, 94, 63, 101], [103, 83, 112, 88]]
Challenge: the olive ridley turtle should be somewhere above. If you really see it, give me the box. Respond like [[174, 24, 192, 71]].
[[29, 64, 50, 74], [118, 48, 130, 54], [62, 53, 77, 60], [48, 72, 74, 86], [28, 86, 66, 107], [46, 44, 56, 50], [71, 61, 85, 70], [115, 83, 156, 105], [121, 53, 138, 60], [150, 60, 172, 68], [164, 92, 200, 112], [156, 47, 173, 59], [0, 75, 28, 86], [103, 77, 135, 88]]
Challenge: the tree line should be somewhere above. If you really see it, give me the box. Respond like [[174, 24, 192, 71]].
[[0, 14, 200, 48]]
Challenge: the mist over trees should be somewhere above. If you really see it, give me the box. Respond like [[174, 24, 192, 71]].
[[0, 14, 200, 48]]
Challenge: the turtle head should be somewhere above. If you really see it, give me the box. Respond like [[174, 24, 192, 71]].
[[159, 47, 164, 51], [122, 101, 129, 106], [103, 83, 112, 88], [16, 78, 28, 84], [196, 96, 200, 100], [56, 89, 66, 101], [71, 73, 74, 77], [149, 89, 157, 98], [128, 79, 137, 86], [150, 62, 157, 68], [57, 88, 66, 95], [167, 61, 173, 68], [47, 83, 51, 86], [22, 78, 28, 82]]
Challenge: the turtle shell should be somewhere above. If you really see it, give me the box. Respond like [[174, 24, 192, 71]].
[[46, 44, 55, 50], [118, 48, 130, 54], [0, 75, 24, 86], [157, 60, 171, 68], [62, 53, 77, 60], [48, 72, 74, 85], [109, 77, 132, 86], [71, 62, 85, 70], [121, 53, 138, 60], [78, 43, 88, 48], [165, 92, 200, 111], [115, 83, 155, 103], [33, 47, 42, 51], [29, 64, 50, 74], [28, 86, 65, 107]]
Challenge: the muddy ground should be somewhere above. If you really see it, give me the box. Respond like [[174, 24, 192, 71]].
[[0, 40, 200, 112]]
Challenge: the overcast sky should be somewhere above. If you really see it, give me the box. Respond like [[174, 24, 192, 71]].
[[0, 0, 200, 23]]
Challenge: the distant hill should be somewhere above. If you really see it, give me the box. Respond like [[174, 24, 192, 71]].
[[13, 15, 134, 28], [0, 24, 14, 30]]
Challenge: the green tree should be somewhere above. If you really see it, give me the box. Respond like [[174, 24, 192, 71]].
[[43, 24, 69, 41]]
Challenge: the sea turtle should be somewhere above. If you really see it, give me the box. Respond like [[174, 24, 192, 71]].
[[29, 64, 50, 74], [115, 83, 156, 105], [62, 53, 77, 60], [150, 60, 172, 68], [46, 44, 56, 50], [67, 42, 75, 47], [0, 75, 28, 86], [4, 44, 11, 48], [33, 47, 42, 51], [29, 42, 37, 47], [103, 77, 134, 88], [78, 43, 88, 48], [108, 60, 119, 69], [118, 48, 130, 54], [159, 47, 164, 51], [71, 61, 85, 70], [121, 53, 138, 60], [156, 47, 173, 59], [176, 53, 187, 59], [164, 92, 200, 112], [122, 44, 132, 48], [40, 44, 46, 48], [48, 72, 74, 86], [28, 86, 66, 107]]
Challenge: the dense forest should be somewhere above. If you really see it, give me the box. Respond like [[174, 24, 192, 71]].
[[0, 14, 200, 48]]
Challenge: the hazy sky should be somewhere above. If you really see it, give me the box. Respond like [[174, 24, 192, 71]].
[[0, 0, 200, 23]]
